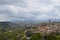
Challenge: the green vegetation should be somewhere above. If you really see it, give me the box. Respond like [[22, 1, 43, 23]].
[[56, 35, 60, 40], [0, 22, 60, 40], [0, 27, 60, 40], [0, 27, 25, 40], [44, 34, 57, 40], [21, 37, 27, 40], [30, 33, 42, 40]]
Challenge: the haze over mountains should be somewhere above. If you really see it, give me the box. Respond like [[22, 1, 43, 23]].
[[10, 19, 60, 23]]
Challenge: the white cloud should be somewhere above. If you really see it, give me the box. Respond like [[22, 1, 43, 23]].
[[0, 0, 60, 21], [0, 14, 9, 21], [33, 15, 50, 20]]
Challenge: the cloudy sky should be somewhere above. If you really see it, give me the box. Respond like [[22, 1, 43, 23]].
[[0, 0, 60, 21]]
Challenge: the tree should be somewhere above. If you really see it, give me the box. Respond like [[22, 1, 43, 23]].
[[44, 34, 57, 40], [21, 37, 27, 40], [56, 35, 60, 40], [30, 33, 42, 40]]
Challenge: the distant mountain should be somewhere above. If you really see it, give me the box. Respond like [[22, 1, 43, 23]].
[[0, 19, 60, 29], [11, 19, 49, 23], [11, 19, 60, 23]]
